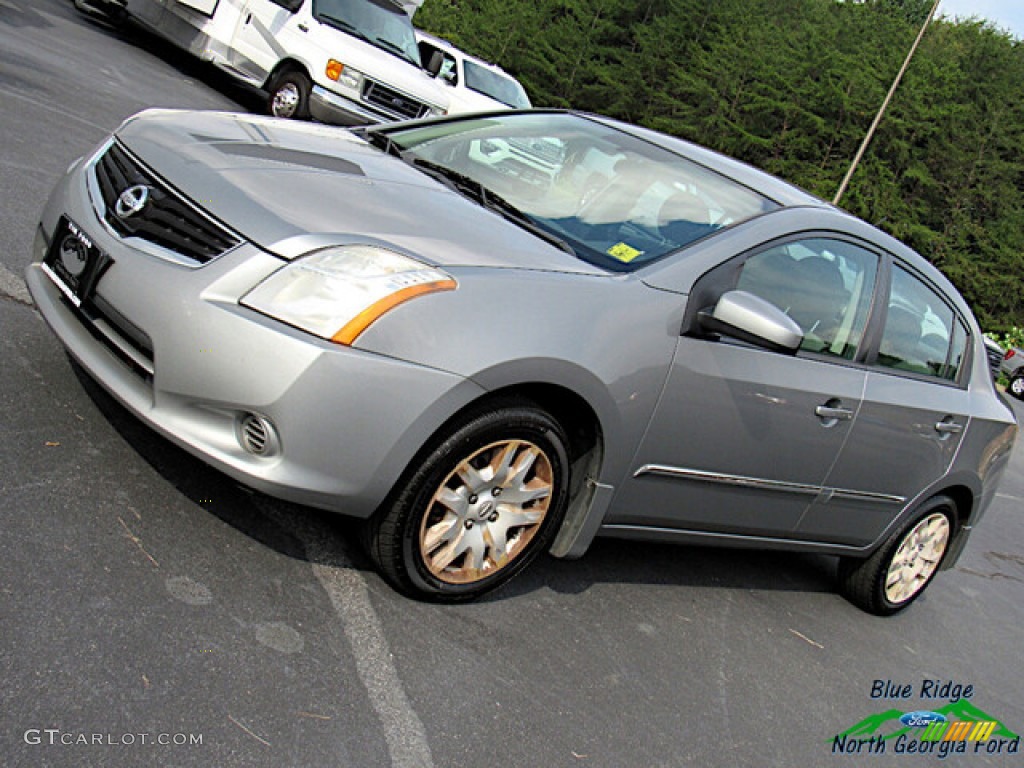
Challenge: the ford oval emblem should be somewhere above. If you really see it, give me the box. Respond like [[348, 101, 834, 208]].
[[900, 711, 947, 728]]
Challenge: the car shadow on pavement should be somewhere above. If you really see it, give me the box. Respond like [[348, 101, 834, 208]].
[[71, 360, 841, 603], [507, 540, 838, 601]]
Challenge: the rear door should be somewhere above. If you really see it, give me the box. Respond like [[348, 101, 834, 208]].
[[797, 263, 972, 545]]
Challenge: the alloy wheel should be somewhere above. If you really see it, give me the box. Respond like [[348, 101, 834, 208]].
[[884, 512, 950, 604], [418, 439, 554, 584]]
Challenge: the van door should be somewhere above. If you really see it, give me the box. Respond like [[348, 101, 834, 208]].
[[229, 0, 301, 82]]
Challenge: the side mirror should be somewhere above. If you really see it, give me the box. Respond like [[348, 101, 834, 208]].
[[698, 290, 803, 354], [425, 51, 445, 77]]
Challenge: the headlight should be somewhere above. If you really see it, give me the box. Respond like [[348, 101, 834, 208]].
[[326, 59, 362, 90], [241, 245, 456, 345]]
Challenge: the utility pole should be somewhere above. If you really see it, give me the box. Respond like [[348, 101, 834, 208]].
[[833, 0, 942, 206]]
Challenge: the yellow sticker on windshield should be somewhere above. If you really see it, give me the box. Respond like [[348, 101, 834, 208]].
[[607, 242, 643, 262]]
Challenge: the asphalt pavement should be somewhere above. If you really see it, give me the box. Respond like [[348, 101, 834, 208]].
[[1, 3, 1022, 766]]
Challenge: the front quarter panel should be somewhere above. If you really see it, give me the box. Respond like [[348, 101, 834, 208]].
[[354, 267, 685, 488]]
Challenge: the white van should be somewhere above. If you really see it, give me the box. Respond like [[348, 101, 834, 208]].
[[415, 31, 531, 113], [113, 0, 448, 124]]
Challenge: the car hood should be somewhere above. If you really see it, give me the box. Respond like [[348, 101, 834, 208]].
[[114, 110, 604, 274]]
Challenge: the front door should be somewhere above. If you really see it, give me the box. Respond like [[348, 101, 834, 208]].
[[607, 237, 881, 538]]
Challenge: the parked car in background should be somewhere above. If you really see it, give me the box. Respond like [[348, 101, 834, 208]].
[[78, 0, 448, 124], [983, 335, 1005, 380], [1002, 346, 1024, 399], [26, 108, 1017, 615], [416, 31, 531, 112]]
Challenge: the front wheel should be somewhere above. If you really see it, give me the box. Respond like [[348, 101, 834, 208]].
[[1009, 374, 1024, 400], [363, 404, 571, 602], [838, 496, 954, 616], [267, 71, 311, 119]]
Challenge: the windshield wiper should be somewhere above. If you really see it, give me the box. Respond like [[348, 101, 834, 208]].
[[410, 159, 576, 257], [364, 130, 405, 158], [316, 13, 370, 44], [373, 37, 419, 66]]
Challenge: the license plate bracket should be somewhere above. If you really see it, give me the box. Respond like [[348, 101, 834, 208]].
[[42, 216, 113, 307]]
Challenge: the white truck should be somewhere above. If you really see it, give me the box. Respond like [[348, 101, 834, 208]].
[[87, 0, 449, 124], [415, 31, 531, 112]]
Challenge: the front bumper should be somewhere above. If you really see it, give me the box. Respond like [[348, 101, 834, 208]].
[[310, 85, 387, 126], [27, 159, 483, 518], [309, 84, 441, 127]]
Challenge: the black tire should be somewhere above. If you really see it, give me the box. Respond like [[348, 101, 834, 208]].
[[1009, 374, 1024, 400], [837, 495, 955, 616], [363, 402, 571, 602], [267, 70, 311, 119]]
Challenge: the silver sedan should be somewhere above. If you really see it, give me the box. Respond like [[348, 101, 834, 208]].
[[26, 109, 1017, 614]]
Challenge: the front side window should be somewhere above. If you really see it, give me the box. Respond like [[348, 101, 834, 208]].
[[380, 113, 777, 271], [736, 238, 878, 359], [877, 266, 966, 382]]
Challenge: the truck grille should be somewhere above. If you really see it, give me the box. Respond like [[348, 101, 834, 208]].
[[92, 142, 241, 265], [362, 80, 431, 121], [985, 341, 1004, 380]]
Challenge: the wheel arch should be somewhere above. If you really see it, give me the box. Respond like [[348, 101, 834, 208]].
[[373, 379, 611, 556], [406, 381, 606, 486], [264, 57, 312, 90]]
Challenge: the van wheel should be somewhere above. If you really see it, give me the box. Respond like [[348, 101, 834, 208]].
[[268, 71, 311, 119], [74, 0, 126, 25]]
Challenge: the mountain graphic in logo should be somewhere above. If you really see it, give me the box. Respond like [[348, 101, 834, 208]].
[[835, 701, 1020, 742]]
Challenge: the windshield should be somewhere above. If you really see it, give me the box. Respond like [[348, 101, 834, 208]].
[[378, 112, 776, 271], [313, 0, 421, 67], [464, 61, 531, 109]]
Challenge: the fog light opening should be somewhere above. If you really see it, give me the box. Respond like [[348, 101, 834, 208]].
[[237, 413, 279, 457]]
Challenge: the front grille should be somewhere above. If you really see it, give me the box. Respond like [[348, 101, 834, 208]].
[[362, 79, 431, 121], [507, 137, 562, 167], [93, 142, 241, 265], [985, 342, 1004, 380]]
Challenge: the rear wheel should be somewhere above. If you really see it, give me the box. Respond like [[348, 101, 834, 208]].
[[838, 496, 954, 616], [363, 403, 570, 601], [267, 71, 311, 119]]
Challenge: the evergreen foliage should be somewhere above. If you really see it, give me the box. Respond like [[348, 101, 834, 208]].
[[416, 0, 1024, 330]]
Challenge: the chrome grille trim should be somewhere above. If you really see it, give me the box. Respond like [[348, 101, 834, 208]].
[[87, 139, 243, 267], [362, 79, 431, 121]]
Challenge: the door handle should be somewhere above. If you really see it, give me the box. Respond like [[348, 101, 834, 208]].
[[298, 22, 309, 32], [934, 420, 963, 435], [815, 403, 854, 422]]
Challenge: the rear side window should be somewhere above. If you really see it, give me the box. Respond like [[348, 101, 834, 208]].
[[877, 266, 967, 382], [737, 238, 878, 360]]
